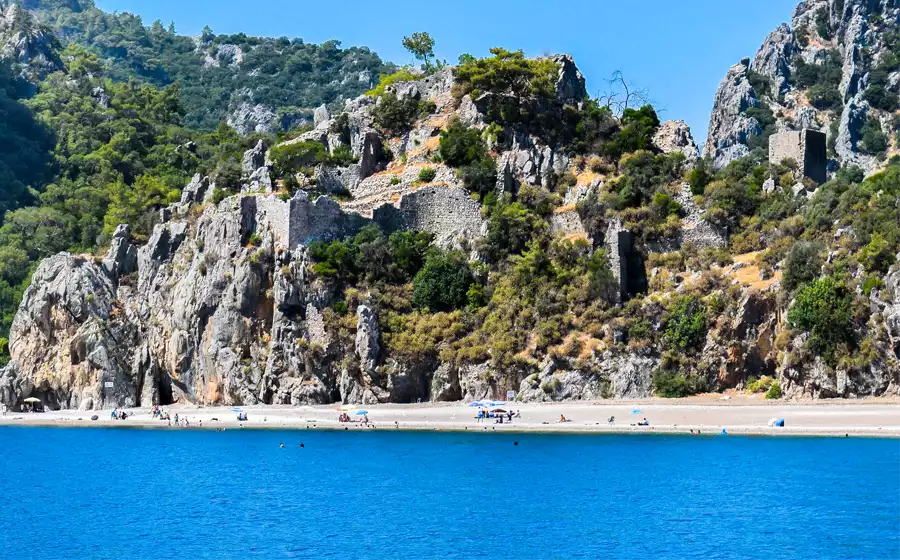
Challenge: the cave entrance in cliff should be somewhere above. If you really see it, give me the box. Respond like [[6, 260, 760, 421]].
[[157, 374, 174, 406]]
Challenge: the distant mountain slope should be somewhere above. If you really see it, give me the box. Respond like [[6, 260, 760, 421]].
[[25, 0, 393, 133], [705, 0, 900, 174]]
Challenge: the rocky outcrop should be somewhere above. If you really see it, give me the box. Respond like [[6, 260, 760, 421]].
[[552, 54, 588, 104], [0, 4, 62, 84], [5, 253, 139, 410], [653, 120, 700, 164], [750, 23, 796, 94], [705, 0, 900, 171], [355, 305, 380, 374], [3, 47, 897, 413], [102, 224, 137, 280], [228, 102, 278, 136], [703, 60, 761, 168]]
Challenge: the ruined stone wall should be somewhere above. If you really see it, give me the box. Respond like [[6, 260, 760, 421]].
[[373, 186, 485, 244], [605, 220, 630, 304], [289, 193, 352, 247], [253, 195, 290, 247], [769, 130, 827, 184], [241, 193, 359, 249], [550, 208, 587, 239]]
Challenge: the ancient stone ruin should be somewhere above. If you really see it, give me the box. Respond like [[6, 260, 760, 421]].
[[768, 129, 828, 184]]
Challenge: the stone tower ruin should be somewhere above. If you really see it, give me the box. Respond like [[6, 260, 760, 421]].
[[768, 129, 827, 184]]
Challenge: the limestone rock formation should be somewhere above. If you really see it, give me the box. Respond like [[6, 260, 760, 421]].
[[3, 47, 897, 413], [228, 101, 278, 136], [0, 4, 62, 84], [705, 0, 900, 172], [653, 120, 700, 164], [703, 60, 761, 168]]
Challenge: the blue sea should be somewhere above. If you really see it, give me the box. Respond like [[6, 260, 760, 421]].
[[0, 428, 897, 560]]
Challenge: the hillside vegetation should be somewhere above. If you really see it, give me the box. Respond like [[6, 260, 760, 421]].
[[0, 4, 897, 408]]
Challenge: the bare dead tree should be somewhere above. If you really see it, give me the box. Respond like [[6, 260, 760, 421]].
[[597, 70, 652, 117]]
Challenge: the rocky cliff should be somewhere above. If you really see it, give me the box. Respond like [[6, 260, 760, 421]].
[[705, 0, 900, 173], [0, 19, 900, 409]]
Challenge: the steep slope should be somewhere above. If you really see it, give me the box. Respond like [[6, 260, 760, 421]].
[[3, 2, 900, 412], [705, 0, 900, 173], [26, 0, 392, 132]]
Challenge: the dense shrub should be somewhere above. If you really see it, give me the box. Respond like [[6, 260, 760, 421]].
[[688, 158, 715, 195], [609, 150, 685, 209], [458, 157, 498, 200], [652, 369, 708, 398], [412, 250, 474, 311], [439, 118, 488, 167], [745, 105, 777, 150], [664, 295, 707, 352], [863, 84, 899, 112], [601, 105, 660, 159], [436, 118, 497, 197], [788, 276, 854, 365], [782, 242, 824, 292], [371, 92, 432, 136], [859, 117, 888, 158], [481, 199, 546, 262], [270, 141, 326, 177], [366, 68, 420, 98], [453, 47, 556, 102], [418, 167, 437, 183], [308, 225, 435, 285], [703, 179, 758, 230], [859, 233, 895, 274]]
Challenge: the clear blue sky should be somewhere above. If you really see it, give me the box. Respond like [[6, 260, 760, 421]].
[[95, 0, 799, 144]]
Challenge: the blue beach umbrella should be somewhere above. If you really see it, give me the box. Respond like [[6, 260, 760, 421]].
[[468, 401, 484, 407], [631, 409, 643, 415], [231, 408, 243, 413], [355, 410, 369, 416]]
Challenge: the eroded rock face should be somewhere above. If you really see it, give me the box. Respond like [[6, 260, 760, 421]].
[[703, 60, 761, 168], [653, 120, 700, 164], [228, 102, 278, 136], [7, 254, 139, 410], [3, 50, 897, 412], [0, 4, 63, 83], [750, 23, 796, 94], [705, 0, 900, 171], [355, 305, 380, 374]]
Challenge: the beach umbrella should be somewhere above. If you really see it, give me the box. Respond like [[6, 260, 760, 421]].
[[468, 401, 484, 407], [23, 397, 41, 403], [631, 408, 643, 415], [491, 409, 507, 413], [231, 407, 243, 413], [355, 410, 369, 415]]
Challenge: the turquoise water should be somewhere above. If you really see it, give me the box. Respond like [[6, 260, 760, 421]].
[[0, 428, 897, 559]]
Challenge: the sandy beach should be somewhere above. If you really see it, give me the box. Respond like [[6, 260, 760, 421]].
[[2, 394, 899, 437]]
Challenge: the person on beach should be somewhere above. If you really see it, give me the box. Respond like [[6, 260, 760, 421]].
[[477, 409, 484, 423], [174, 413, 179, 425]]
